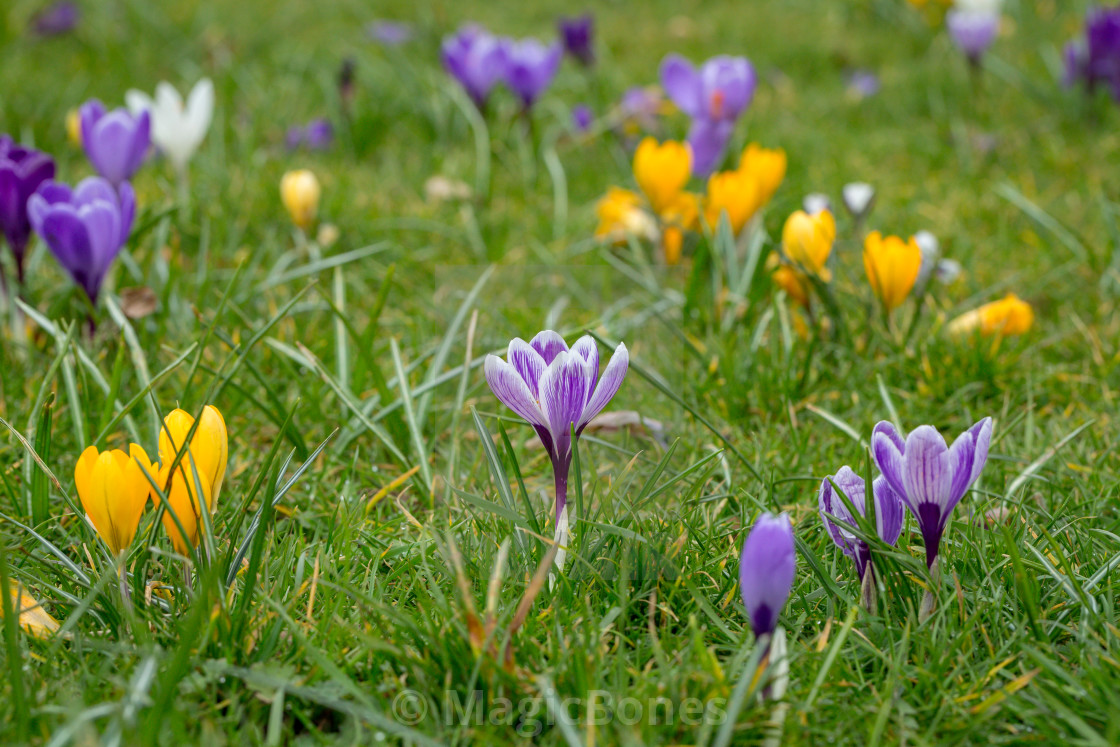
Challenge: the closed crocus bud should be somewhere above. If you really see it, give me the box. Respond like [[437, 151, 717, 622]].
[[863, 231, 922, 311], [633, 137, 692, 216], [65, 109, 82, 146], [841, 182, 875, 221], [74, 444, 155, 555], [782, 209, 836, 280], [280, 169, 321, 230], [156, 406, 228, 554], [739, 512, 796, 638], [738, 143, 786, 206], [948, 293, 1033, 337], [802, 193, 831, 215], [79, 100, 151, 186], [704, 168, 761, 235]]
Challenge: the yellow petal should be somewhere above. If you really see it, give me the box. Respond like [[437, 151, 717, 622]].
[[633, 137, 691, 216], [3, 583, 59, 639], [863, 232, 922, 311], [280, 170, 321, 230], [161, 468, 212, 556], [782, 210, 835, 278]]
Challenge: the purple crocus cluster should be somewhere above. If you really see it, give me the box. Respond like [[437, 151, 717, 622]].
[[286, 119, 334, 151], [441, 25, 562, 111], [659, 54, 756, 176], [1064, 5, 1120, 101]]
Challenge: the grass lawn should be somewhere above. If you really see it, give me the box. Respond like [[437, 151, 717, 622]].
[[1, 0, 1120, 743]]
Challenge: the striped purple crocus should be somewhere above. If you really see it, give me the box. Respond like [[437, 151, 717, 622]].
[[871, 418, 993, 569], [484, 331, 628, 522], [739, 512, 795, 639], [818, 466, 904, 580]]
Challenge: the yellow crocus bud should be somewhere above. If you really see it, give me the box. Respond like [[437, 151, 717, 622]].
[[738, 144, 786, 206], [863, 231, 922, 311], [948, 293, 1034, 337], [74, 444, 154, 556], [280, 170, 321, 230], [595, 187, 656, 244], [66, 109, 82, 147], [633, 137, 691, 216], [781, 209, 835, 280], [156, 406, 228, 555], [772, 265, 810, 308], [704, 169, 762, 235]]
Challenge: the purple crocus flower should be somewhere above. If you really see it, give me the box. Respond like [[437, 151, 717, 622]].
[[1065, 6, 1120, 100], [27, 177, 135, 305], [504, 39, 563, 109], [367, 20, 413, 46], [0, 136, 56, 284], [946, 9, 1000, 66], [660, 54, 756, 176], [558, 14, 594, 66], [739, 512, 795, 639], [572, 104, 593, 132], [484, 331, 628, 522], [818, 466, 904, 580], [31, 1, 79, 37], [846, 69, 881, 98], [305, 119, 333, 150], [441, 25, 510, 108], [871, 418, 993, 569], [79, 100, 150, 186]]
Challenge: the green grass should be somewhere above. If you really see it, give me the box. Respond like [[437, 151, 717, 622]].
[[2, 0, 1120, 743]]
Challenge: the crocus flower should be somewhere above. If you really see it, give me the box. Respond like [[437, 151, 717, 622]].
[[3, 583, 60, 640], [660, 54, 756, 176], [1064, 6, 1120, 100], [946, 1, 1001, 66], [441, 25, 510, 108], [504, 38, 563, 109], [31, 1, 79, 36], [125, 79, 214, 175], [913, 229, 940, 291], [771, 265, 810, 308], [155, 406, 229, 555], [595, 187, 656, 244], [367, 20, 413, 46], [572, 104, 593, 133], [847, 70, 881, 98], [871, 418, 993, 568], [947, 293, 1033, 336], [633, 137, 691, 215], [803, 193, 832, 215], [27, 177, 135, 304], [484, 331, 629, 522], [863, 231, 921, 311], [286, 120, 334, 151], [841, 182, 875, 222], [782, 209, 835, 281], [79, 101, 150, 186], [739, 512, 795, 639], [738, 143, 787, 206], [74, 444, 155, 555], [0, 136, 56, 284], [280, 170, 321, 230], [703, 168, 760, 235], [818, 466, 904, 580], [558, 14, 594, 66]]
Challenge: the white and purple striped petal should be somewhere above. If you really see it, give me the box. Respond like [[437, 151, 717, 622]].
[[483, 354, 546, 428], [539, 351, 595, 460], [507, 337, 546, 396], [530, 329, 568, 364]]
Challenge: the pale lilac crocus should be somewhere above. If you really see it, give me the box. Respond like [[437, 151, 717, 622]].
[[504, 39, 563, 109], [946, 0, 1002, 67], [739, 512, 795, 638], [31, 1, 79, 36], [818, 466, 904, 580], [660, 54, 756, 175], [79, 100, 150, 186], [441, 25, 510, 109], [27, 177, 135, 305], [367, 20, 413, 46], [0, 136, 55, 285], [871, 418, 993, 569], [484, 331, 628, 522]]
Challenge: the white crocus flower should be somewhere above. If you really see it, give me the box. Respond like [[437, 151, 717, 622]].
[[126, 78, 214, 174]]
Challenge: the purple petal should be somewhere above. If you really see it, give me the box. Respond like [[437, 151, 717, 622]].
[[569, 335, 599, 382], [739, 512, 795, 637], [36, 205, 97, 300], [871, 422, 909, 510], [577, 342, 628, 431], [74, 176, 117, 207], [872, 476, 905, 547], [484, 354, 547, 428], [818, 466, 864, 559], [530, 329, 569, 364], [507, 338, 546, 395], [967, 417, 993, 485], [660, 54, 702, 118], [539, 351, 594, 460], [945, 428, 978, 513], [686, 118, 734, 178], [699, 56, 755, 120], [117, 181, 136, 237], [902, 426, 952, 514]]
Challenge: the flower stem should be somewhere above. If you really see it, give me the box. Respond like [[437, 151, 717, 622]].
[[553, 463, 568, 525]]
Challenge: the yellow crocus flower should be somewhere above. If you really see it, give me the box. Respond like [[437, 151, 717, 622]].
[[633, 137, 691, 216], [738, 144, 787, 207], [156, 406, 228, 555], [2, 583, 60, 639], [781, 209, 835, 281], [74, 444, 155, 556], [863, 231, 922, 311], [704, 169, 762, 236], [948, 293, 1034, 337], [772, 265, 810, 308], [595, 187, 656, 244], [280, 169, 321, 230]]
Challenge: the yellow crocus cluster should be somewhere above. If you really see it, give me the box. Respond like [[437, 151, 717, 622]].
[[948, 293, 1034, 337], [863, 231, 922, 311], [703, 144, 787, 236], [74, 405, 228, 559], [280, 170, 321, 230]]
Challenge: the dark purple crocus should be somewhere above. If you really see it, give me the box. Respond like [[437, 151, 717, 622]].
[[871, 418, 993, 569], [27, 177, 135, 305], [504, 39, 563, 109], [485, 331, 628, 522], [660, 54, 756, 176], [739, 512, 795, 639], [31, 1, 79, 37], [0, 136, 55, 285], [946, 8, 1000, 66], [558, 14, 594, 66], [818, 466, 904, 581], [572, 104, 593, 132], [1064, 6, 1120, 100], [367, 20, 413, 46], [441, 25, 510, 108], [79, 100, 150, 186]]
